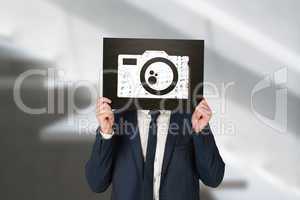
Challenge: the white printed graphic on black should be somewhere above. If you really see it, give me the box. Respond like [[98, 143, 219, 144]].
[[117, 51, 189, 99]]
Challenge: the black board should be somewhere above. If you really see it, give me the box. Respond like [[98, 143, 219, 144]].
[[102, 37, 204, 113]]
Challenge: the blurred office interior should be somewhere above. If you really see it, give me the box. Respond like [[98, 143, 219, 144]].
[[0, 0, 299, 199]]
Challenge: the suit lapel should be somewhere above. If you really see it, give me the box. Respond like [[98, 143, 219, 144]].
[[161, 112, 179, 177], [125, 110, 179, 180], [126, 110, 144, 179]]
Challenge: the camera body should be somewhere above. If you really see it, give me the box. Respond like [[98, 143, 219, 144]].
[[117, 50, 189, 99]]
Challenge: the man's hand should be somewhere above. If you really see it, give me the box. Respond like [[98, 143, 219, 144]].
[[192, 98, 212, 133], [96, 97, 114, 134]]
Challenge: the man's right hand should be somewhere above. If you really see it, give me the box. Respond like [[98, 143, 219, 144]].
[[96, 97, 114, 134]]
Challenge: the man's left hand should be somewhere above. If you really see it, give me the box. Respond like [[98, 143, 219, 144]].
[[192, 98, 212, 133]]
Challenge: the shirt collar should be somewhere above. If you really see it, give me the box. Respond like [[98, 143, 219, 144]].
[[138, 109, 171, 116]]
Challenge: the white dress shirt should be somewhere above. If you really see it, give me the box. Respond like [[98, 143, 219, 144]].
[[100, 109, 171, 200]]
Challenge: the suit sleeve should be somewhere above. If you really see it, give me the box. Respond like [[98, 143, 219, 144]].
[[192, 124, 225, 188], [85, 127, 115, 193]]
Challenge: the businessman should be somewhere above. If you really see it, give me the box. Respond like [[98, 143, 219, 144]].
[[85, 97, 225, 200]]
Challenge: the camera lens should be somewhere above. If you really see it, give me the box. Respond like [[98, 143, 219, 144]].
[[140, 57, 178, 95], [148, 76, 157, 85]]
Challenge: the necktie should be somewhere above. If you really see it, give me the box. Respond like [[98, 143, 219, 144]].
[[143, 110, 160, 200]]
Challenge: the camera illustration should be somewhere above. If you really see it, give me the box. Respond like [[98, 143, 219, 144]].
[[117, 50, 189, 99]]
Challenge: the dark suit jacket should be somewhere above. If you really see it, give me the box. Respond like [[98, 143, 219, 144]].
[[85, 110, 225, 200]]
